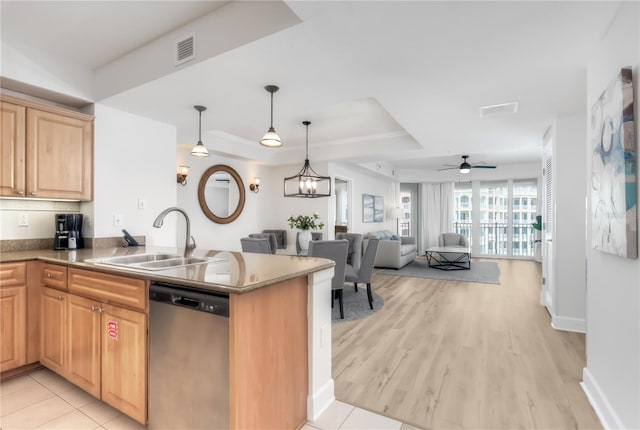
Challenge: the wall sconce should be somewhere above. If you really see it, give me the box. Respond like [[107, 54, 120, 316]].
[[177, 165, 189, 186], [249, 177, 261, 193]]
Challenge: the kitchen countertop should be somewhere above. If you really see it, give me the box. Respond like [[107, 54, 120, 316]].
[[0, 246, 334, 294]]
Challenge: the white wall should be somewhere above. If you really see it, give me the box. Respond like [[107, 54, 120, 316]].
[[551, 114, 588, 332], [329, 163, 397, 236], [583, 3, 640, 429], [87, 104, 177, 246], [175, 146, 267, 252]]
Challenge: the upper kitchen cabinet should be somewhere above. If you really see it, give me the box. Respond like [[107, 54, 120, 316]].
[[0, 94, 93, 201]]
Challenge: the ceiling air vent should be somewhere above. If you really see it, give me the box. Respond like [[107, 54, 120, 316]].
[[175, 34, 195, 66], [479, 102, 519, 117]]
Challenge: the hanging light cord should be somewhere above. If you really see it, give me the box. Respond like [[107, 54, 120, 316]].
[[198, 110, 202, 142], [305, 123, 309, 160], [270, 92, 274, 129]]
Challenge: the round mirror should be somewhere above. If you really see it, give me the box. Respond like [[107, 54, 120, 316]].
[[198, 164, 245, 224]]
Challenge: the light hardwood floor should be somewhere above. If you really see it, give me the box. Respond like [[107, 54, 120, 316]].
[[332, 259, 602, 430]]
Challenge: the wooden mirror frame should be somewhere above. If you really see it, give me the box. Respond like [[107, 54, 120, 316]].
[[198, 164, 246, 224]]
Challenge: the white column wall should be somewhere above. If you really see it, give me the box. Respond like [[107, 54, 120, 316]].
[[583, 3, 640, 429]]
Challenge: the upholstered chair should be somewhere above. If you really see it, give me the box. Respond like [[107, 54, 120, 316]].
[[262, 229, 287, 249], [295, 232, 324, 255], [248, 233, 278, 254], [438, 233, 469, 248], [336, 233, 363, 291], [345, 238, 380, 309], [307, 240, 348, 319], [240, 237, 273, 254]]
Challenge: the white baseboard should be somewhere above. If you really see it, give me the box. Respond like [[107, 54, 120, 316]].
[[551, 315, 586, 333], [581, 367, 625, 430], [307, 379, 335, 421]]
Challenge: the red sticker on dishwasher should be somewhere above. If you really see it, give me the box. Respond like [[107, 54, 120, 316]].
[[107, 320, 118, 340]]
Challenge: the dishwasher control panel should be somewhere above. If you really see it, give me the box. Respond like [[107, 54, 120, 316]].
[[149, 282, 229, 317]]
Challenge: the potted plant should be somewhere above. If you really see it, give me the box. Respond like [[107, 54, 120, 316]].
[[532, 215, 542, 262], [287, 213, 325, 252]]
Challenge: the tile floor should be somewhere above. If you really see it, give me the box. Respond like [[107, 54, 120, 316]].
[[1, 369, 420, 430]]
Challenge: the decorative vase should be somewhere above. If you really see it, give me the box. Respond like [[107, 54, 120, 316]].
[[298, 230, 312, 252]]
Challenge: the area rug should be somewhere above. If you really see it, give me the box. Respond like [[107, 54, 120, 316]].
[[378, 259, 500, 284], [332, 286, 384, 323]]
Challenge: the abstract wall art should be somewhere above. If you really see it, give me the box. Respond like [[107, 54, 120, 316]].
[[363, 194, 374, 223], [591, 67, 637, 259]]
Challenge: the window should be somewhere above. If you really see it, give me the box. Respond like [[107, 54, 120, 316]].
[[454, 184, 472, 245], [480, 182, 508, 256]]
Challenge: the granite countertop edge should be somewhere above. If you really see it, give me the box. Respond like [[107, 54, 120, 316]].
[[0, 247, 335, 295]]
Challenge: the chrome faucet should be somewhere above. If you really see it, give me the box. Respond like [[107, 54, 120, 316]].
[[152, 207, 196, 257]]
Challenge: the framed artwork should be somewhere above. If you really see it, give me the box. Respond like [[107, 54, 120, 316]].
[[362, 194, 374, 222], [591, 67, 637, 258], [374, 196, 384, 222]]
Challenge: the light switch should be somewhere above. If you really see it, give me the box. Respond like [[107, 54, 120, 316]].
[[113, 214, 123, 227]]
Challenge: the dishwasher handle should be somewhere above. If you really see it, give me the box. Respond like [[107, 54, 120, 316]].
[[150, 282, 229, 317]]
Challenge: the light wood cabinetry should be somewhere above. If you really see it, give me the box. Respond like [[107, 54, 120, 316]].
[[0, 101, 26, 197], [0, 263, 27, 372], [40, 286, 67, 375], [67, 268, 147, 423], [101, 303, 147, 423], [0, 94, 93, 200], [66, 293, 101, 398]]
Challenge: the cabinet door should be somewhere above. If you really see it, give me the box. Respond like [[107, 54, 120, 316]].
[[26, 108, 93, 200], [0, 101, 26, 197], [101, 304, 147, 424], [0, 286, 26, 372], [40, 287, 66, 375], [66, 294, 101, 398]]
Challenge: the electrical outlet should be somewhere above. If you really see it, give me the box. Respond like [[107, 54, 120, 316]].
[[18, 212, 28, 227], [138, 198, 146, 210], [113, 214, 123, 227]]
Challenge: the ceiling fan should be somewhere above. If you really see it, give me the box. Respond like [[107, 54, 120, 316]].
[[438, 155, 497, 174]]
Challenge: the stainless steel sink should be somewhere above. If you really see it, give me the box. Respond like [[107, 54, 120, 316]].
[[87, 253, 209, 271]]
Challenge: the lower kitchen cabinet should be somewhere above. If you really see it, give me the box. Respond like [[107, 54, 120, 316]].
[[40, 287, 66, 375], [66, 293, 101, 398], [0, 285, 27, 372], [39, 268, 148, 425], [1, 262, 27, 373], [101, 303, 146, 423]]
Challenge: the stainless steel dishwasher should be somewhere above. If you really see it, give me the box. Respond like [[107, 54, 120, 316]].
[[149, 282, 229, 429]]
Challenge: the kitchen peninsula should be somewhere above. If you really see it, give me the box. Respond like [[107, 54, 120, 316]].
[[0, 246, 336, 429]]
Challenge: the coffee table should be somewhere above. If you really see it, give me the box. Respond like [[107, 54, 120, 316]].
[[426, 246, 471, 270]]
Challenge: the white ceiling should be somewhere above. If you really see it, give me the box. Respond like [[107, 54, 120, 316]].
[[1, 1, 622, 173]]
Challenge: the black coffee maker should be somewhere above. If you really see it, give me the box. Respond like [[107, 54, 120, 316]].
[[54, 214, 84, 250]]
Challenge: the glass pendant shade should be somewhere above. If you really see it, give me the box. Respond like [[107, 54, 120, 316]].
[[190, 105, 210, 157], [260, 85, 283, 148], [190, 140, 209, 157], [283, 121, 331, 198], [260, 127, 283, 147]]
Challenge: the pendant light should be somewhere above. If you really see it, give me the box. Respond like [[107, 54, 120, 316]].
[[283, 121, 331, 198], [259, 85, 283, 147], [190, 105, 210, 157]]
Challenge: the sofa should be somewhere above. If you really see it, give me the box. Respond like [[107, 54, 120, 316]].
[[363, 230, 417, 269]]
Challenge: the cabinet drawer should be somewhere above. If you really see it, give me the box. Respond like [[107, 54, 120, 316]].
[[68, 269, 146, 311], [0, 262, 27, 288], [42, 263, 67, 291]]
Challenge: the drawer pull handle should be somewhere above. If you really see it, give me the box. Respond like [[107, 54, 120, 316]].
[[57, 295, 65, 300], [17, 190, 25, 196], [90, 306, 104, 313], [30, 191, 37, 196], [47, 273, 52, 278]]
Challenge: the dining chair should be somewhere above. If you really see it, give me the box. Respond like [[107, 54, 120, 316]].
[[307, 239, 348, 319], [295, 232, 324, 255], [248, 233, 278, 254], [336, 233, 363, 292], [345, 238, 379, 309], [240, 237, 273, 254]]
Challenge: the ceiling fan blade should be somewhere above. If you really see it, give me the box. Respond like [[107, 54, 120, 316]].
[[437, 166, 459, 171], [441, 164, 459, 167], [472, 165, 496, 169]]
